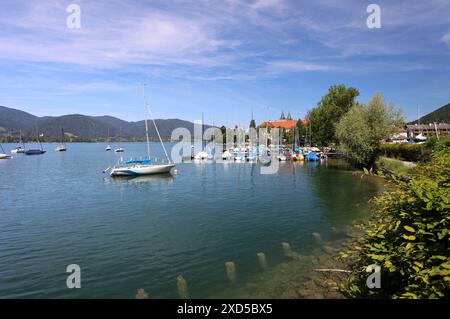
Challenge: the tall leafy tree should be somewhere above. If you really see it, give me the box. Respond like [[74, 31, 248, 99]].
[[296, 119, 307, 146], [336, 93, 404, 168], [307, 84, 360, 146]]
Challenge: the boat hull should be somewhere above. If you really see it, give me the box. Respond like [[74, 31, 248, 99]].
[[24, 150, 46, 155], [11, 148, 25, 154], [0, 153, 12, 159], [110, 163, 175, 176]]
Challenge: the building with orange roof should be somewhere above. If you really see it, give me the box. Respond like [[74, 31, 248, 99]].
[[261, 118, 309, 130]]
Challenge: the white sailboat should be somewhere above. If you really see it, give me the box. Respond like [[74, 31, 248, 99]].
[[105, 129, 112, 151], [114, 128, 125, 152], [11, 130, 25, 154], [194, 112, 208, 160], [55, 128, 67, 152], [107, 84, 175, 177], [194, 151, 208, 160], [222, 150, 232, 160], [0, 144, 12, 159]]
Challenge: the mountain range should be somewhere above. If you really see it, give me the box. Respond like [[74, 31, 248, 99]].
[[0, 106, 214, 142], [408, 103, 450, 124]]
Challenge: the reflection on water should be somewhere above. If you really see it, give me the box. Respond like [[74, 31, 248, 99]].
[[0, 143, 381, 298], [108, 173, 175, 184]]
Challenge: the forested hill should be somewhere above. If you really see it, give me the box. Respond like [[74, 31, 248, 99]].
[[0, 105, 213, 141]]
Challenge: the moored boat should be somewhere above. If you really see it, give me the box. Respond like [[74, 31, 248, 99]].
[[222, 150, 232, 160], [24, 149, 46, 155], [110, 161, 175, 176], [25, 133, 46, 156], [0, 144, 12, 159], [306, 151, 320, 161], [11, 146, 25, 154], [106, 83, 175, 177], [194, 151, 208, 160], [55, 128, 67, 152]]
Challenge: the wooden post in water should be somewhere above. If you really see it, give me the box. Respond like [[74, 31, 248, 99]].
[[257, 252, 267, 269], [177, 275, 189, 299], [225, 261, 237, 283], [312, 232, 322, 242], [135, 288, 149, 299], [282, 242, 292, 256]]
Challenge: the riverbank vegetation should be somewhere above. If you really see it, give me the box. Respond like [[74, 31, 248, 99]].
[[340, 148, 450, 298], [376, 157, 416, 177], [335, 93, 403, 169]]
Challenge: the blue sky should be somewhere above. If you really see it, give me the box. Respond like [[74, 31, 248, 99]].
[[0, 0, 449, 125]]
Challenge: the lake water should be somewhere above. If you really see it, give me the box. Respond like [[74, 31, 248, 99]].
[[0, 142, 382, 298]]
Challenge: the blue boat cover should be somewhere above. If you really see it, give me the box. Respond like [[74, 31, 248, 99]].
[[123, 159, 152, 165], [307, 151, 320, 161]]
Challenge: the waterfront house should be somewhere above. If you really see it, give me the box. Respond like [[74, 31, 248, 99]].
[[406, 123, 450, 139], [260, 112, 308, 132]]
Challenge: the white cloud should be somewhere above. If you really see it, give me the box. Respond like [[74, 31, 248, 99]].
[[251, 0, 284, 10], [442, 33, 450, 46], [0, 2, 237, 68], [266, 60, 333, 72], [62, 82, 127, 92]]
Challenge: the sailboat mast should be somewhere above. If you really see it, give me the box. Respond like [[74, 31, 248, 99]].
[[142, 83, 151, 160], [20, 129, 24, 148], [142, 83, 171, 163], [202, 112, 204, 150], [61, 128, 66, 147]]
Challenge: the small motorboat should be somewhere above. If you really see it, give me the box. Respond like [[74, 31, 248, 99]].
[[222, 150, 232, 160], [293, 153, 304, 161], [11, 131, 25, 154], [306, 151, 320, 161], [115, 147, 125, 153], [11, 146, 25, 154], [234, 151, 243, 161], [277, 154, 287, 161], [259, 154, 271, 166], [247, 152, 257, 162], [194, 151, 208, 160], [106, 145, 112, 151], [55, 145, 67, 152]]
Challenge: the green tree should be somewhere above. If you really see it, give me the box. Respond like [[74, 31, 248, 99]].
[[296, 119, 307, 146], [220, 125, 227, 145], [336, 93, 403, 168], [307, 84, 359, 146], [283, 129, 294, 145]]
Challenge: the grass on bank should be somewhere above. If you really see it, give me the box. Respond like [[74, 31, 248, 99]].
[[376, 156, 416, 177]]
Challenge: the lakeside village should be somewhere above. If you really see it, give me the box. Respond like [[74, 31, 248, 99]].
[[186, 110, 450, 165]]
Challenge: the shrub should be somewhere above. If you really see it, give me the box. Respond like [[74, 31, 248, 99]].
[[341, 148, 450, 298], [380, 143, 425, 162]]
